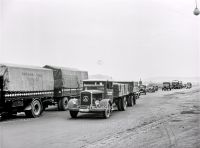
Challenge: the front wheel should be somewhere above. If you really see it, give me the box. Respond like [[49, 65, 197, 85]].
[[103, 103, 111, 119], [25, 99, 43, 118], [70, 111, 78, 118]]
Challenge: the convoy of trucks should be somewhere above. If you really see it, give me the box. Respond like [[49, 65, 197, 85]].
[[0, 63, 193, 120], [0, 64, 88, 118]]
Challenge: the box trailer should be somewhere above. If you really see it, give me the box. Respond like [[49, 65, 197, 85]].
[[43, 65, 88, 111], [0, 64, 54, 118]]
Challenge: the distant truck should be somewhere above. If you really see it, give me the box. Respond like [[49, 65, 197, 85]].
[[172, 80, 183, 89], [139, 85, 147, 95], [0, 64, 88, 118], [68, 80, 137, 119], [186, 82, 192, 89], [162, 82, 171, 91]]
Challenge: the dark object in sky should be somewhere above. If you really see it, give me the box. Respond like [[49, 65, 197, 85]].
[[193, 7, 200, 15]]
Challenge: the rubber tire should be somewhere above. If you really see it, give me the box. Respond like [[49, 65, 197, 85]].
[[103, 103, 111, 119], [133, 97, 136, 105], [117, 99, 122, 111], [25, 99, 42, 118], [70, 111, 78, 118], [128, 96, 134, 107], [121, 97, 127, 111], [58, 97, 69, 111]]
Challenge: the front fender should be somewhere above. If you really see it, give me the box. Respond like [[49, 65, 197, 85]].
[[99, 99, 111, 108], [68, 98, 79, 109]]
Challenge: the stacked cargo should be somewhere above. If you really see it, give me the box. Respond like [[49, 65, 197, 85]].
[[113, 83, 129, 98], [44, 65, 88, 89]]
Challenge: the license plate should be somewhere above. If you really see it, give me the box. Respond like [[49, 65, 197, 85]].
[[80, 108, 89, 112]]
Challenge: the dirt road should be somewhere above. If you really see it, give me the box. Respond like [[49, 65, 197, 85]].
[[0, 86, 199, 148]]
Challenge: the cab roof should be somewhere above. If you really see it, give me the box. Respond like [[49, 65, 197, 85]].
[[83, 79, 113, 82], [81, 90, 104, 94]]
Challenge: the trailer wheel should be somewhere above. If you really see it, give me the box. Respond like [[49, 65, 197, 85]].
[[117, 98, 122, 111], [58, 97, 69, 111], [133, 97, 136, 105], [128, 96, 134, 107], [25, 99, 42, 118], [103, 103, 111, 119], [121, 97, 127, 111], [70, 111, 78, 118]]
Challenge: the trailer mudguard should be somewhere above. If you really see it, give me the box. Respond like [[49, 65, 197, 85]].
[[24, 104, 32, 111]]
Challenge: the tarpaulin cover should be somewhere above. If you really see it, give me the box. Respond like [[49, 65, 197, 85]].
[[0, 64, 54, 91], [44, 65, 88, 89]]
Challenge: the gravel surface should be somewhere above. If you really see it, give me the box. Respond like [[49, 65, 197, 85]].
[[0, 86, 199, 148]]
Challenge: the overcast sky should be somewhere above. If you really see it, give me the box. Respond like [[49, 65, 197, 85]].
[[0, 0, 199, 81]]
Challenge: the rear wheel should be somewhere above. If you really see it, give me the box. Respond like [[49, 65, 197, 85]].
[[128, 96, 134, 107], [103, 103, 111, 119], [133, 97, 136, 105], [121, 97, 127, 111], [70, 111, 78, 118], [25, 99, 42, 118], [58, 97, 69, 111], [117, 99, 122, 111]]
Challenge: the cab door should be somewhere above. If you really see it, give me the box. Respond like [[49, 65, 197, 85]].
[[0, 76, 4, 108]]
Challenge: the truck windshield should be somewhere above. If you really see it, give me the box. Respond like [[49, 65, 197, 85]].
[[92, 93, 103, 100], [84, 86, 104, 91]]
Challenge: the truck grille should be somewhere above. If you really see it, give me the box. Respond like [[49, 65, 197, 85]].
[[80, 92, 91, 106]]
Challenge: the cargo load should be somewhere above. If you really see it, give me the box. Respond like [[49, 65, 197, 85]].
[[113, 83, 129, 98], [0, 64, 54, 92], [44, 65, 88, 89]]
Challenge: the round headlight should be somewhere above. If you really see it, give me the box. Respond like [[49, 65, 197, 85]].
[[95, 100, 100, 106]]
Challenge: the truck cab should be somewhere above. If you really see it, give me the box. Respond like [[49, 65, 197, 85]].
[[139, 85, 147, 95], [68, 80, 113, 119], [162, 82, 171, 91], [0, 76, 3, 111]]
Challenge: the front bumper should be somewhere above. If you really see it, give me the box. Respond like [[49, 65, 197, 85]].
[[69, 106, 107, 113]]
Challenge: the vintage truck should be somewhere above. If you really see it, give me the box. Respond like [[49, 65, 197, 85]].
[[186, 82, 192, 89], [68, 80, 137, 119], [139, 85, 147, 95], [0, 64, 88, 118], [172, 80, 183, 89], [162, 82, 171, 91]]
